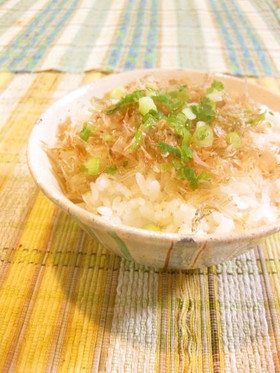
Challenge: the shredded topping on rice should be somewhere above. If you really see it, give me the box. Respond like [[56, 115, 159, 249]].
[[47, 76, 280, 235]]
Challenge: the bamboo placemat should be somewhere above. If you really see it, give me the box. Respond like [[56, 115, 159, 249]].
[[0, 72, 280, 372], [0, 0, 279, 76]]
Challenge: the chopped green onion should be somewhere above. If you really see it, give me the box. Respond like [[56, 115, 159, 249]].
[[109, 86, 126, 100], [247, 112, 266, 125], [151, 86, 188, 113], [175, 112, 188, 125], [206, 81, 224, 104], [158, 142, 181, 157], [206, 80, 224, 93], [152, 94, 173, 112], [192, 97, 216, 122], [106, 165, 118, 174], [143, 110, 158, 129], [182, 129, 192, 145], [168, 112, 192, 137], [179, 166, 199, 189], [106, 90, 144, 114], [130, 129, 142, 151], [139, 96, 157, 116], [145, 87, 158, 97], [198, 171, 212, 181], [143, 224, 161, 232], [84, 157, 101, 176], [100, 133, 115, 142], [193, 124, 214, 147], [180, 144, 193, 162], [161, 163, 171, 172], [173, 163, 210, 189], [171, 160, 181, 170], [79, 122, 92, 141], [226, 131, 242, 149], [182, 106, 196, 120], [206, 89, 224, 102], [123, 160, 128, 167], [168, 85, 189, 110], [79, 165, 87, 172]]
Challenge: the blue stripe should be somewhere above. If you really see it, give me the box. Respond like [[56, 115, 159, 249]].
[[251, 0, 280, 69], [208, 0, 245, 75], [123, 0, 146, 70], [265, 0, 280, 22], [0, 0, 10, 6], [227, 0, 275, 76], [58, 0, 113, 72], [0, 0, 80, 71], [0, 0, 35, 38], [105, 0, 136, 70], [143, 0, 159, 68], [23, 0, 80, 71], [0, 0, 62, 68], [176, 0, 208, 70], [220, 0, 259, 76]]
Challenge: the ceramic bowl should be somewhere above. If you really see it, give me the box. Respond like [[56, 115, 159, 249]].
[[27, 69, 280, 269]]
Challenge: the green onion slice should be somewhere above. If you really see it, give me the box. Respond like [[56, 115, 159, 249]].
[[193, 124, 214, 147], [106, 165, 118, 174], [226, 131, 242, 149], [83, 157, 101, 176], [139, 96, 158, 116], [80, 122, 92, 141]]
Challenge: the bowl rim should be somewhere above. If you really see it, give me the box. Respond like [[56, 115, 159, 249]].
[[27, 68, 280, 245]]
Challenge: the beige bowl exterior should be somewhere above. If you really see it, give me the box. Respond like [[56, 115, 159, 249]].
[[27, 69, 280, 269]]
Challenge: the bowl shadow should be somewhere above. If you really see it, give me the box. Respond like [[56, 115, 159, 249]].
[[48, 210, 274, 371]]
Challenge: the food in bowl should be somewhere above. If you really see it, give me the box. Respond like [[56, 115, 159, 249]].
[[46, 74, 280, 237]]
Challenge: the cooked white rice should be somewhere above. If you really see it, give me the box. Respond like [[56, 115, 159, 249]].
[[48, 77, 280, 236]]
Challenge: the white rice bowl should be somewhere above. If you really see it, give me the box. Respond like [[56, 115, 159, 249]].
[[28, 69, 280, 269]]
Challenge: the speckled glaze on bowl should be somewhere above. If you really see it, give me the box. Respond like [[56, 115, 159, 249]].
[[27, 69, 280, 269]]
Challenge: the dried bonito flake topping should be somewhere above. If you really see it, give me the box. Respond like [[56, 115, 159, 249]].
[[47, 76, 280, 235]]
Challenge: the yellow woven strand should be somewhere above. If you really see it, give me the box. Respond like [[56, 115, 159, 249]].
[[58, 247, 103, 371], [17, 214, 82, 371], [202, 268, 214, 373], [263, 235, 280, 323], [81, 71, 105, 85], [0, 193, 56, 370], [98, 255, 120, 371], [0, 72, 68, 370], [0, 73, 63, 151], [75, 251, 107, 371], [209, 266, 226, 372], [191, 272, 203, 372], [0, 72, 14, 90]]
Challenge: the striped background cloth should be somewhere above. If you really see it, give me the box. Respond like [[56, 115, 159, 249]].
[[0, 71, 280, 371], [1, 0, 280, 371], [0, 0, 279, 76]]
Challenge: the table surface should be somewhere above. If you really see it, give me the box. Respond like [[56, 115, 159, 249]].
[[0, 1, 280, 372]]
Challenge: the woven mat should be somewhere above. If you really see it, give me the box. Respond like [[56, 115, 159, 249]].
[[0, 0, 279, 76], [0, 72, 280, 372]]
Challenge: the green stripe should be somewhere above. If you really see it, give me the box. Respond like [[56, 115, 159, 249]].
[[122, 0, 147, 70], [105, 0, 136, 71], [58, 0, 113, 72], [109, 232, 133, 261], [0, 0, 80, 70], [250, 0, 280, 46], [176, 0, 208, 70], [0, 0, 35, 37]]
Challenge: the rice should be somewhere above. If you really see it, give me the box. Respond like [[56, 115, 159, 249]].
[[47, 76, 280, 235]]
